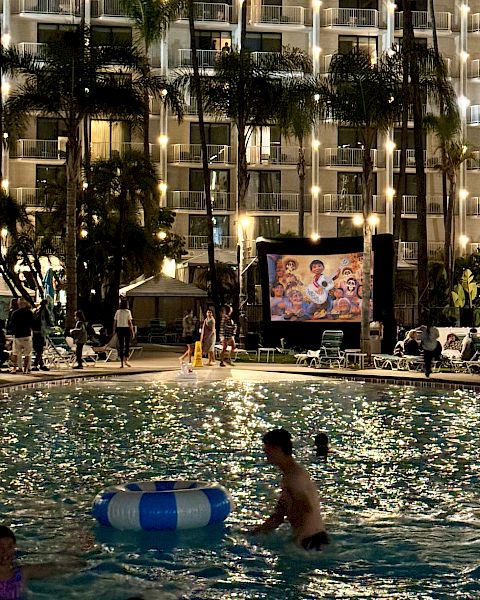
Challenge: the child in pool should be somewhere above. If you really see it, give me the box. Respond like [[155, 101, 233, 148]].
[[0, 525, 83, 599]]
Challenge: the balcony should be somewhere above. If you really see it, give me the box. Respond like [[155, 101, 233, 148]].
[[11, 187, 62, 207], [251, 5, 307, 26], [322, 7, 378, 28], [469, 242, 480, 254], [169, 144, 232, 164], [91, 0, 130, 18], [90, 142, 160, 161], [12, 0, 80, 16], [427, 242, 444, 261], [467, 197, 480, 216], [468, 104, 480, 125], [401, 195, 446, 216], [187, 235, 235, 249], [469, 13, 480, 33], [18, 42, 47, 60], [247, 145, 309, 166], [467, 151, 480, 170], [399, 241, 453, 262], [395, 11, 452, 31], [37, 235, 65, 256], [14, 139, 65, 160], [167, 191, 234, 210], [393, 149, 440, 169], [323, 147, 382, 168], [246, 193, 311, 212], [178, 2, 232, 22], [320, 194, 385, 213]]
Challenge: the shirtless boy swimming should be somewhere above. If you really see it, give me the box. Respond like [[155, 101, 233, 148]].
[[251, 428, 329, 550]]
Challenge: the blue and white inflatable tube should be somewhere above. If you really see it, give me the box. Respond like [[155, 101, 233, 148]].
[[92, 480, 233, 531]]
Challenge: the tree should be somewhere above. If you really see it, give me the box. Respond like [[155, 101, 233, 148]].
[[7, 27, 150, 326], [275, 76, 320, 236], [321, 49, 401, 356]]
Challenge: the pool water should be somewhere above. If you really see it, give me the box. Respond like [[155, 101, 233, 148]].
[[1, 372, 480, 599]]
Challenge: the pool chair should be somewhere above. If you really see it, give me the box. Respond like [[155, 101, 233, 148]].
[[65, 336, 99, 366], [315, 330, 345, 368], [295, 349, 320, 366], [372, 354, 403, 370], [44, 336, 75, 368]]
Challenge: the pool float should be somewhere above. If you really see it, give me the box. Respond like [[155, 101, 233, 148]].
[[92, 480, 233, 530]]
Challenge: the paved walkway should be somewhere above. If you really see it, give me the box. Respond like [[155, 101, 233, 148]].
[[1, 345, 480, 390]]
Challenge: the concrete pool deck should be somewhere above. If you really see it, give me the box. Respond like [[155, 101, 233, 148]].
[[1, 344, 480, 391]]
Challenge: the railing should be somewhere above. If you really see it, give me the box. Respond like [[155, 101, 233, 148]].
[[395, 11, 452, 31], [322, 7, 378, 28], [393, 149, 440, 169], [399, 241, 418, 261], [402, 195, 445, 215], [247, 145, 310, 166], [11, 187, 62, 207], [17, 42, 47, 59], [90, 142, 160, 161], [91, 0, 130, 17], [252, 5, 305, 25], [469, 13, 480, 32], [323, 147, 381, 167], [320, 194, 385, 213], [246, 193, 311, 212], [169, 144, 231, 163], [468, 104, 480, 124], [250, 51, 284, 67], [467, 197, 480, 216], [469, 242, 480, 254], [167, 191, 234, 210], [12, 0, 80, 15], [177, 49, 220, 68], [14, 139, 64, 159], [177, 2, 231, 22], [427, 242, 444, 260], [187, 235, 235, 249], [37, 235, 65, 255], [467, 151, 480, 170]]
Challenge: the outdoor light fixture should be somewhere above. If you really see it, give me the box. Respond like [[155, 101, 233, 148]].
[[367, 214, 380, 227], [1, 180, 8, 192], [1, 82, 10, 96], [314, 93, 320, 102], [310, 232, 320, 242], [385, 140, 396, 153], [312, 0, 322, 8], [459, 188, 469, 201], [157, 231, 167, 240], [311, 185, 320, 195], [352, 214, 364, 227], [311, 139, 321, 150], [3, 132, 8, 139], [80, 228, 88, 239], [386, 187, 395, 200], [240, 216, 250, 229], [386, 2, 396, 13], [459, 234, 470, 247], [460, 51, 469, 63], [161, 89, 168, 96], [158, 135, 169, 146], [82, 182, 88, 190], [1, 34, 10, 47], [460, 4, 470, 15], [458, 95, 470, 112], [159, 181, 168, 193]]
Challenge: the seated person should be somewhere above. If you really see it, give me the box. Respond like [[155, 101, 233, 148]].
[[444, 333, 461, 351], [404, 329, 420, 356], [393, 339, 404, 357], [461, 328, 478, 361]]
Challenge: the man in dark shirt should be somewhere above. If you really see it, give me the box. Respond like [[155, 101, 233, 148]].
[[9, 298, 35, 374]]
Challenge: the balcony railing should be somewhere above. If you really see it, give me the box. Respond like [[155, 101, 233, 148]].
[[320, 194, 385, 213], [177, 48, 220, 68], [37, 235, 65, 256], [18, 42, 47, 59], [467, 151, 480, 170], [469, 13, 480, 32], [91, 0, 129, 17], [12, 0, 80, 15], [187, 235, 235, 249], [393, 149, 440, 169], [169, 144, 231, 163], [469, 242, 480, 254], [14, 139, 65, 159], [467, 197, 480, 216], [395, 11, 452, 31], [167, 191, 234, 210], [11, 187, 62, 207], [323, 147, 381, 167], [402, 195, 446, 215], [468, 104, 480, 124], [179, 2, 231, 22], [428, 242, 444, 260], [399, 241, 417, 261], [247, 145, 309, 166], [246, 193, 311, 212], [322, 7, 378, 28], [251, 4, 306, 25], [90, 142, 160, 161]]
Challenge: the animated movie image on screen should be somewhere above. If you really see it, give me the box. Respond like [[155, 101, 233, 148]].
[[267, 252, 372, 322]]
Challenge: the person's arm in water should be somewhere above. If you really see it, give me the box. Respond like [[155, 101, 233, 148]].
[[251, 490, 287, 534]]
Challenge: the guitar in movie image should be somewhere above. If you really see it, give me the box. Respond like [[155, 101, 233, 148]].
[[267, 252, 371, 323]]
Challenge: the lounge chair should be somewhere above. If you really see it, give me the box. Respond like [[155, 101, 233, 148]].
[[317, 330, 345, 368]]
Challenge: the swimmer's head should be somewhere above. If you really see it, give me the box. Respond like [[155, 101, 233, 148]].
[[262, 428, 293, 460], [314, 433, 329, 459], [0, 526, 16, 567]]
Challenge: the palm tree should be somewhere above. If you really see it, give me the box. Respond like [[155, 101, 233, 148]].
[[321, 49, 401, 356], [7, 26, 149, 326], [275, 76, 320, 236]]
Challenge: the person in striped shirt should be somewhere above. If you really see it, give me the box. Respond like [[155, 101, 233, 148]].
[[219, 305, 237, 367]]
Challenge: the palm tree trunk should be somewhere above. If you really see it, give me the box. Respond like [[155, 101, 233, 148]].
[[187, 0, 220, 321], [446, 174, 456, 290], [361, 145, 373, 358], [297, 144, 305, 237], [65, 128, 81, 327]]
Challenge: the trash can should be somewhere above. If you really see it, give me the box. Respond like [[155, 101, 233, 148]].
[[370, 321, 383, 354], [245, 332, 260, 351]]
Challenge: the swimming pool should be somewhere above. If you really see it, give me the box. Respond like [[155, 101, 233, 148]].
[[1, 371, 479, 599]]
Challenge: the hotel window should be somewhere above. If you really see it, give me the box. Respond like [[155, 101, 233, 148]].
[[338, 127, 377, 149], [338, 36, 377, 59], [91, 27, 132, 46], [256, 216, 280, 238], [244, 33, 282, 52], [194, 31, 232, 51], [337, 218, 363, 238], [36, 165, 65, 188], [189, 215, 230, 245], [37, 118, 68, 140], [339, 0, 378, 9], [90, 120, 131, 160], [190, 123, 230, 146], [189, 170, 230, 193], [37, 23, 76, 43], [337, 172, 377, 195], [395, 0, 426, 10]]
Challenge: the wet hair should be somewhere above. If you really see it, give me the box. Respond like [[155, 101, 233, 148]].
[[309, 259, 324, 271], [0, 526, 15, 542], [262, 428, 293, 455], [314, 433, 329, 460], [119, 297, 129, 309]]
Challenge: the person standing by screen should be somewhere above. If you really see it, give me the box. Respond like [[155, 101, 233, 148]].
[[113, 297, 135, 368]]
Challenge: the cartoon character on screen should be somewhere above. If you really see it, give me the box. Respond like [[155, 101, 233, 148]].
[[339, 267, 354, 292], [284, 257, 298, 275], [284, 288, 313, 321], [344, 277, 360, 316], [306, 258, 349, 316], [274, 260, 287, 286], [330, 287, 345, 317], [270, 282, 291, 320]]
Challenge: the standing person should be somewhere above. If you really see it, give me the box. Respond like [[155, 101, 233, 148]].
[[420, 322, 439, 378], [32, 299, 51, 372], [180, 309, 195, 363], [6, 298, 18, 335], [201, 308, 216, 366], [113, 297, 135, 368], [71, 310, 87, 370], [219, 305, 236, 367], [9, 298, 35, 374], [251, 428, 329, 550]]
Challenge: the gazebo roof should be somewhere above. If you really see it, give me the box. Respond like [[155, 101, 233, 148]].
[[120, 274, 208, 298]]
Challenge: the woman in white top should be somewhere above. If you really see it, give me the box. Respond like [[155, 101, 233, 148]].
[[113, 297, 134, 368]]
